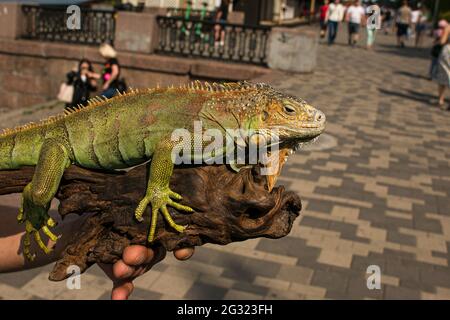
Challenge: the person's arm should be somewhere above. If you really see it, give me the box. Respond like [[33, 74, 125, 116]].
[[88, 78, 97, 91], [66, 71, 76, 85], [0, 210, 86, 272], [87, 71, 101, 80], [102, 64, 119, 91], [0, 208, 194, 300]]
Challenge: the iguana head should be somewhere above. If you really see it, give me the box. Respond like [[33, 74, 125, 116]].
[[232, 82, 326, 190], [235, 83, 326, 150]]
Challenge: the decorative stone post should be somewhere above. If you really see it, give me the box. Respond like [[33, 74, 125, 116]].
[[114, 10, 161, 54], [0, 3, 23, 39], [267, 27, 318, 73]]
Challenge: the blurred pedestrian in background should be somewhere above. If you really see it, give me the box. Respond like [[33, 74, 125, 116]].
[[95, 43, 122, 99], [414, 4, 428, 48], [319, 0, 330, 39], [410, 4, 421, 39], [432, 23, 450, 110], [64, 59, 97, 109], [326, 0, 345, 45], [366, 1, 381, 50], [214, 0, 230, 47], [381, 5, 393, 35], [345, 0, 366, 47], [395, 0, 412, 48], [430, 20, 448, 80]]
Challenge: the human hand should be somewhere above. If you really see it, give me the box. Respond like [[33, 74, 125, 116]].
[[99, 245, 194, 300], [102, 82, 109, 91]]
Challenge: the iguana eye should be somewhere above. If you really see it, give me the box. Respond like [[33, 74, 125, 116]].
[[283, 104, 296, 115]]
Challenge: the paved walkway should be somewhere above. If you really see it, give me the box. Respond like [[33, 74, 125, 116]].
[[1, 27, 450, 299]]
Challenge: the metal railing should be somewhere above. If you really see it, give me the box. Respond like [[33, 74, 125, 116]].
[[156, 16, 271, 66], [166, 7, 215, 20], [21, 5, 116, 46]]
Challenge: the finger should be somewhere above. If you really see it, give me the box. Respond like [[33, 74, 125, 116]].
[[111, 281, 134, 300], [113, 259, 135, 279], [173, 247, 194, 261], [122, 245, 154, 266]]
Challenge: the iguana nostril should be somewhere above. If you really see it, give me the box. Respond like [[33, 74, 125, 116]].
[[314, 111, 325, 123]]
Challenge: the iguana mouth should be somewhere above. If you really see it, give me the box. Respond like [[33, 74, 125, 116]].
[[263, 136, 320, 191]]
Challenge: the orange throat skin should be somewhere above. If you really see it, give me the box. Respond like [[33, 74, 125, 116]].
[[265, 148, 291, 192]]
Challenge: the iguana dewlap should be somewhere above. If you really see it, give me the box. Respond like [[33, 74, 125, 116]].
[[0, 81, 325, 260]]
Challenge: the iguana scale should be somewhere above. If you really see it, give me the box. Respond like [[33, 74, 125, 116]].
[[0, 81, 326, 260]]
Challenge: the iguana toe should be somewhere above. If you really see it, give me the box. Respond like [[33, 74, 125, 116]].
[[135, 187, 192, 243]]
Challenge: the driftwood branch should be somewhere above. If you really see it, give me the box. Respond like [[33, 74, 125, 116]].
[[0, 164, 301, 281]]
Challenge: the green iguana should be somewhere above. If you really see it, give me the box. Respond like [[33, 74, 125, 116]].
[[0, 81, 325, 260]]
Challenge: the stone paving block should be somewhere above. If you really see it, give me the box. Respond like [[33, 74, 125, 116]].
[[0, 265, 50, 288], [184, 282, 228, 300], [129, 288, 162, 300], [317, 249, 353, 268], [253, 276, 290, 291], [276, 265, 314, 285], [265, 289, 305, 300], [21, 271, 68, 299], [312, 270, 349, 294], [223, 289, 263, 300], [384, 285, 421, 299], [0, 283, 35, 300], [132, 270, 162, 290], [149, 273, 197, 297]]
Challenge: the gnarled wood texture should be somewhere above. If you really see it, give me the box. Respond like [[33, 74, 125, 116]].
[[0, 164, 301, 281]]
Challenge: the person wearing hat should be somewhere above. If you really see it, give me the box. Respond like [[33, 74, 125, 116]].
[[98, 43, 122, 98]]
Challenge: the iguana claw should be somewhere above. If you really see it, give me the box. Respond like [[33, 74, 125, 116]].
[[135, 187, 193, 242], [21, 217, 58, 261], [18, 185, 59, 261]]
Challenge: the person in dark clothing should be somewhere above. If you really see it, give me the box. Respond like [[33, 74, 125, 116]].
[[214, 0, 230, 46], [96, 43, 122, 99], [65, 59, 97, 109]]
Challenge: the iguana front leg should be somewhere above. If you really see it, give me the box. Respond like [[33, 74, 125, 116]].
[[18, 139, 70, 260], [135, 139, 194, 242]]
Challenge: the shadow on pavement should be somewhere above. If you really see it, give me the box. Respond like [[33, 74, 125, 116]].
[[394, 70, 430, 81], [375, 43, 431, 60], [378, 87, 440, 105]]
